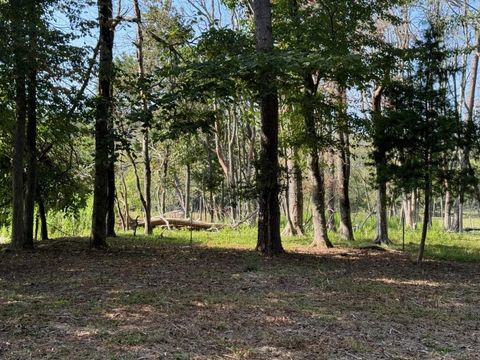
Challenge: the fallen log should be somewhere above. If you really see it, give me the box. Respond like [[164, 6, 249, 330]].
[[135, 216, 225, 230]]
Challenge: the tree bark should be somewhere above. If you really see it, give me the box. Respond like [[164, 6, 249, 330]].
[[303, 74, 332, 248], [417, 174, 431, 262], [308, 152, 333, 248], [185, 164, 191, 219], [336, 87, 354, 241], [161, 149, 169, 214], [106, 159, 116, 237], [254, 0, 283, 255], [283, 148, 304, 236], [23, 65, 37, 248], [443, 180, 451, 230], [133, 0, 152, 234], [121, 171, 130, 230], [91, 0, 114, 248], [10, 0, 27, 248], [325, 148, 336, 232], [126, 149, 150, 229], [37, 197, 48, 241], [372, 86, 390, 244]]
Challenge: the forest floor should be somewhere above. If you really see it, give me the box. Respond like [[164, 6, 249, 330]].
[[0, 235, 479, 359]]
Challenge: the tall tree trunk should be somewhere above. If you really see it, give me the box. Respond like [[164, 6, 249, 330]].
[[254, 0, 283, 255], [291, 154, 304, 235], [417, 174, 431, 262], [91, 0, 114, 248], [142, 130, 152, 234], [304, 74, 332, 248], [336, 87, 354, 241], [121, 171, 130, 229], [403, 194, 413, 229], [283, 148, 304, 236], [126, 150, 150, 230], [106, 159, 116, 237], [133, 0, 152, 234], [116, 195, 126, 231], [185, 164, 191, 219], [10, 0, 27, 248], [325, 148, 336, 232], [372, 86, 390, 244], [161, 149, 169, 214], [308, 152, 333, 248], [443, 180, 451, 230], [412, 189, 418, 230], [37, 197, 48, 241], [375, 181, 390, 244], [23, 65, 37, 248]]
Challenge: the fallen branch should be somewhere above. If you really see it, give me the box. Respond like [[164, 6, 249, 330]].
[[135, 216, 224, 230]]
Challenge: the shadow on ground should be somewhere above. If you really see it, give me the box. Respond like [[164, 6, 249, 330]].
[[0, 237, 479, 359]]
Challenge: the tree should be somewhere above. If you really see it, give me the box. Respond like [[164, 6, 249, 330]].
[[133, 0, 153, 234], [384, 22, 458, 261], [92, 0, 115, 248], [372, 85, 391, 244], [254, 0, 283, 255], [8, 0, 28, 249]]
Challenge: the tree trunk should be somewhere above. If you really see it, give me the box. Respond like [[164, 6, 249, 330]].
[[375, 180, 390, 244], [443, 181, 451, 230], [121, 171, 130, 230], [91, 0, 114, 248], [412, 189, 418, 230], [303, 74, 332, 248], [254, 0, 283, 255], [403, 194, 413, 229], [185, 164, 191, 219], [283, 148, 304, 236], [116, 195, 126, 231], [325, 148, 336, 232], [106, 159, 116, 237], [23, 66, 37, 248], [10, 10, 27, 249], [372, 86, 390, 244], [38, 197, 48, 241], [417, 174, 431, 262], [209, 190, 214, 223], [336, 88, 354, 241], [126, 149, 150, 230], [161, 147, 169, 214], [308, 152, 333, 248], [133, 0, 152, 234]]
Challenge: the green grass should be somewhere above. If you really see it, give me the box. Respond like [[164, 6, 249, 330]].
[[2, 207, 479, 262], [109, 215, 480, 263]]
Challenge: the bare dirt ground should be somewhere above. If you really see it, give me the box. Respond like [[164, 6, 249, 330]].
[[0, 237, 479, 359]]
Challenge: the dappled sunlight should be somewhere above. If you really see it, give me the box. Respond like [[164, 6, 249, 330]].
[[73, 329, 97, 338], [371, 277, 446, 288], [103, 305, 159, 322], [0, 237, 479, 359]]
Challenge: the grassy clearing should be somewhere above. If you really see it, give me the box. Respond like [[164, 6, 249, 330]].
[[117, 216, 480, 263]]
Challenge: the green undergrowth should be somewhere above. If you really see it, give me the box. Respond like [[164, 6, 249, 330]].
[[110, 217, 480, 263], [2, 211, 479, 262]]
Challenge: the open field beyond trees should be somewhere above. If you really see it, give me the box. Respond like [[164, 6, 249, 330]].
[[1, 231, 479, 359]]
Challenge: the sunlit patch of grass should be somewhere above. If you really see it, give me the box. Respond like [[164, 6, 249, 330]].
[[112, 217, 480, 263]]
